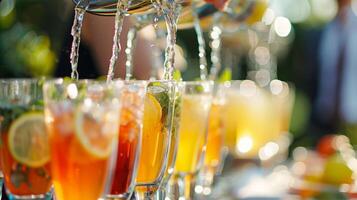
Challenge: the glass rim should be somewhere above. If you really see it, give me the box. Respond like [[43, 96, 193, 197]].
[[148, 79, 178, 84], [219, 79, 295, 89], [43, 78, 124, 85], [181, 80, 214, 85], [0, 78, 41, 83], [113, 79, 148, 85]]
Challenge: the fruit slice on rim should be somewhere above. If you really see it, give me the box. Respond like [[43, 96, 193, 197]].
[[143, 93, 162, 131], [8, 112, 50, 168], [75, 108, 118, 159]]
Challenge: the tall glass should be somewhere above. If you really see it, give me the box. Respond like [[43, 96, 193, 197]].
[[43, 79, 123, 200], [135, 80, 177, 199], [173, 81, 213, 200], [222, 80, 280, 159], [155, 82, 184, 198], [270, 80, 295, 136], [0, 79, 52, 200], [195, 83, 225, 197], [108, 81, 147, 199], [265, 80, 295, 163]]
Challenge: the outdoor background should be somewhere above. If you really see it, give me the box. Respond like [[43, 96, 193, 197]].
[[0, 0, 356, 150]]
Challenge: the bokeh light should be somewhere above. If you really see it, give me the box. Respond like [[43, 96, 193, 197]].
[[274, 17, 291, 37], [311, 0, 337, 22]]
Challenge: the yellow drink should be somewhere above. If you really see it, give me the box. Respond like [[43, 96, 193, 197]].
[[223, 81, 280, 158], [222, 91, 240, 153], [270, 80, 295, 135], [204, 103, 224, 168], [137, 93, 167, 183], [175, 95, 211, 174]]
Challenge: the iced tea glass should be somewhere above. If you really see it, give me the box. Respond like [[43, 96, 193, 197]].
[[173, 81, 213, 200], [135, 80, 177, 199], [108, 81, 147, 199], [43, 79, 123, 200], [0, 79, 52, 200]]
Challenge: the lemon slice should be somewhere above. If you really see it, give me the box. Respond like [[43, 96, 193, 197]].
[[75, 108, 118, 159], [8, 112, 50, 168], [143, 94, 162, 131]]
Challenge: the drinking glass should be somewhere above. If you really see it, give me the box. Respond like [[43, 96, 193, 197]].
[[172, 81, 213, 200], [107, 81, 147, 199], [269, 80, 295, 136], [0, 79, 52, 200], [43, 79, 123, 200], [222, 80, 280, 159], [154, 82, 184, 198], [195, 83, 226, 197], [135, 80, 177, 199], [262, 80, 294, 163]]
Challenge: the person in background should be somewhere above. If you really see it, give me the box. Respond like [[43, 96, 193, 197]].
[[284, 0, 357, 144], [313, 0, 357, 139]]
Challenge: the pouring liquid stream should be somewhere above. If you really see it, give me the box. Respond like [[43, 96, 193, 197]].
[[208, 23, 222, 80], [125, 26, 138, 81], [192, 2, 208, 81], [107, 0, 131, 82], [70, 0, 90, 80], [156, 0, 180, 81]]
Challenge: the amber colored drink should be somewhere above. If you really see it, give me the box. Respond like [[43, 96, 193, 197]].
[[110, 110, 140, 195], [43, 80, 122, 200], [46, 108, 117, 200], [175, 95, 211, 174], [1, 132, 51, 196], [204, 103, 224, 168], [110, 88, 145, 196], [0, 105, 52, 197]]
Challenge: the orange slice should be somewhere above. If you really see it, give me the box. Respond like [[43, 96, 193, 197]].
[[143, 94, 162, 132]]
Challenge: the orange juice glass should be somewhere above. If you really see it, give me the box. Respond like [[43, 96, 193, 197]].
[[135, 80, 177, 199]]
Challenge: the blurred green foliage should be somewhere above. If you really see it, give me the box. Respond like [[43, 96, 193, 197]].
[[0, 0, 70, 78]]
